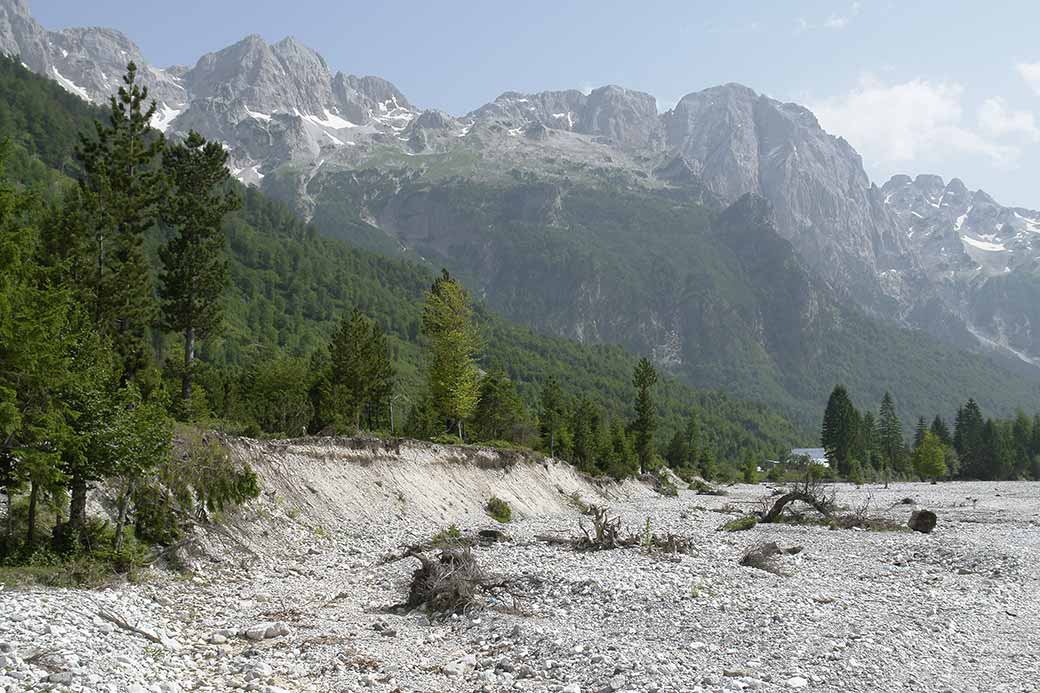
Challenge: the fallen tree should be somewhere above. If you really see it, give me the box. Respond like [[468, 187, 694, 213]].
[[758, 477, 836, 523]]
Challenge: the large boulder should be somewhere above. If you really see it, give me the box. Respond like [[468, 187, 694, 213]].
[[908, 509, 937, 534]]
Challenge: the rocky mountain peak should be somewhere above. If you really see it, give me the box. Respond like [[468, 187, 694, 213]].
[[579, 84, 660, 149], [663, 82, 917, 315], [0, 0, 51, 74], [466, 84, 659, 148]]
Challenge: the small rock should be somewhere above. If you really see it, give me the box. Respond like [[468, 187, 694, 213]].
[[786, 676, 809, 688], [239, 621, 290, 641], [909, 509, 937, 534]]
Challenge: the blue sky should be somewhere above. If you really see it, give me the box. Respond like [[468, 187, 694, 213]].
[[30, 0, 1040, 206]]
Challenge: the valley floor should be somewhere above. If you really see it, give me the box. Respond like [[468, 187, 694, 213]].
[[1, 445, 1039, 693]]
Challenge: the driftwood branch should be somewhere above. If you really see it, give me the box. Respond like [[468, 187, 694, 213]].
[[97, 608, 174, 647]]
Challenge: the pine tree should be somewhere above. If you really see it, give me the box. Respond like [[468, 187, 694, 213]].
[[421, 270, 480, 439], [930, 415, 951, 446], [324, 309, 394, 432], [860, 410, 877, 463], [978, 419, 1013, 480], [954, 398, 984, 478], [74, 62, 165, 381], [1010, 410, 1032, 477], [632, 357, 658, 474], [698, 447, 717, 481], [362, 321, 394, 430], [665, 429, 689, 470], [820, 384, 857, 476], [571, 397, 606, 472], [539, 377, 566, 457], [664, 410, 702, 471], [913, 416, 928, 450], [878, 391, 903, 484], [470, 371, 529, 443], [742, 453, 757, 484], [0, 154, 74, 550], [607, 419, 638, 479], [159, 130, 240, 403]]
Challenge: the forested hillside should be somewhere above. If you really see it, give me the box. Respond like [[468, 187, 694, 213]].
[[0, 56, 798, 464], [297, 164, 1040, 430]]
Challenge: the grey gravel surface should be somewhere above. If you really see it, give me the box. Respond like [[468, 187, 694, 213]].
[[2, 480, 1039, 693]]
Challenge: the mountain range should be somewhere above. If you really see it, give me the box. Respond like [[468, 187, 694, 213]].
[[4, 0, 1040, 426]]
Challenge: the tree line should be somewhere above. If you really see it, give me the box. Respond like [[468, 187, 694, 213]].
[[820, 384, 1040, 482]]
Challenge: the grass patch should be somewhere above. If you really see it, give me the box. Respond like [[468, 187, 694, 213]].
[[829, 515, 909, 532], [719, 515, 758, 532]]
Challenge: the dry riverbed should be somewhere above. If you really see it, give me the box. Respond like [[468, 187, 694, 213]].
[[2, 480, 1039, 693]]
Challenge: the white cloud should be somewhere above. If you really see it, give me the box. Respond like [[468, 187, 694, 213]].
[[977, 97, 1040, 141], [1016, 62, 1040, 95], [798, 2, 861, 32], [810, 74, 1020, 168]]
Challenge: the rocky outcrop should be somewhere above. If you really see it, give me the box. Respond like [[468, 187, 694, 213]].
[[0, 0, 184, 127], [467, 84, 662, 149], [663, 84, 922, 317], [0, 0, 51, 74], [883, 173, 1040, 365]]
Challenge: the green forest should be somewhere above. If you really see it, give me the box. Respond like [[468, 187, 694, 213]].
[[818, 384, 1040, 482]]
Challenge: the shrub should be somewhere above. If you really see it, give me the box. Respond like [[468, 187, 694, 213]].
[[692, 478, 727, 496], [720, 515, 758, 532], [431, 524, 464, 547], [134, 428, 261, 544], [652, 469, 679, 497], [739, 541, 794, 575], [848, 459, 865, 486], [485, 496, 512, 523], [717, 464, 739, 485], [566, 490, 590, 514]]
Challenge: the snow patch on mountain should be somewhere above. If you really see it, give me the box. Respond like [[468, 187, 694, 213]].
[[963, 236, 1006, 252], [303, 108, 356, 129], [51, 66, 88, 100], [152, 103, 183, 133]]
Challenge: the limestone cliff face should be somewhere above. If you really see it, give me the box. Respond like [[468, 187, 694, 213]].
[[662, 84, 923, 317]]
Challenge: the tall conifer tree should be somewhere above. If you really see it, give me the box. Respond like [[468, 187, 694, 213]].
[[632, 357, 658, 474], [74, 62, 165, 380], [159, 130, 239, 402], [878, 391, 904, 483], [820, 384, 857, 475]]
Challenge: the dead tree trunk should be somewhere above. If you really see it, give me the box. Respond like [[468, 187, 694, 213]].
[[113, 478, 135, 552], [26, 479, 39, 548], [762, 490, 834, 523]]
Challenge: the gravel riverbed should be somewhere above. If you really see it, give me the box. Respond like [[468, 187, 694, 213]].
[[2, 480, 1038, 693]]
